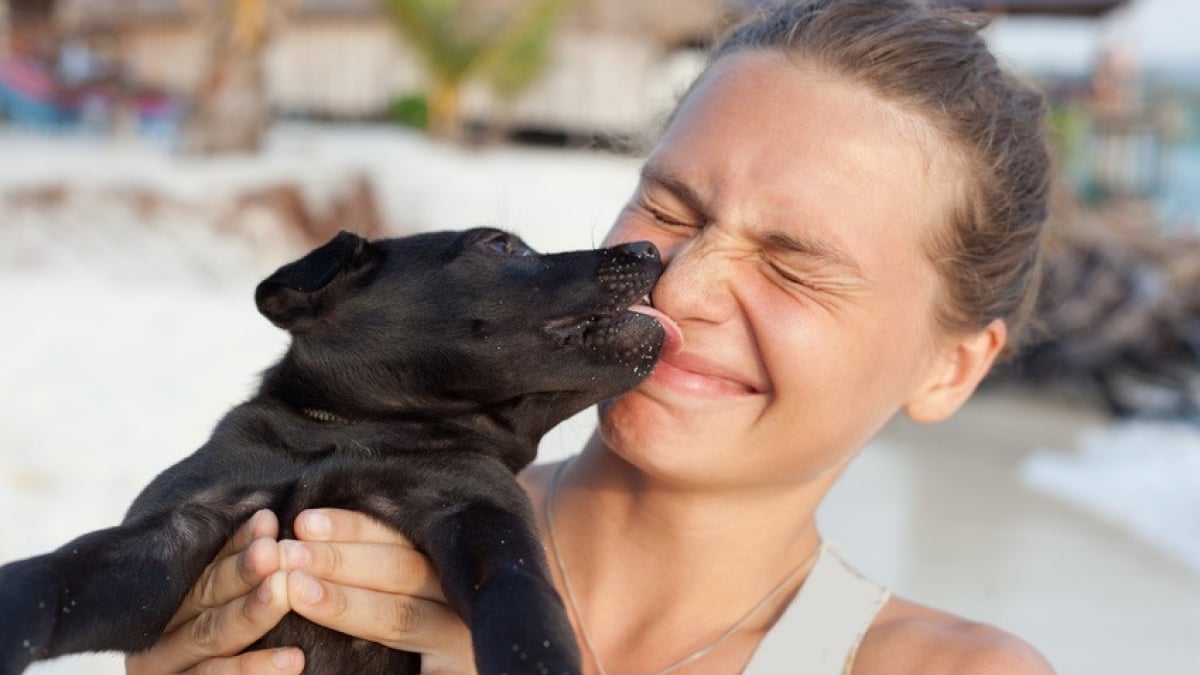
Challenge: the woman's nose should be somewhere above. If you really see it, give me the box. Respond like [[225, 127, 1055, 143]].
[[652, 235, 736, 324]]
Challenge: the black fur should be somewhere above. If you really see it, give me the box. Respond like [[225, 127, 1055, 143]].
[[0, 228, 667, 675]]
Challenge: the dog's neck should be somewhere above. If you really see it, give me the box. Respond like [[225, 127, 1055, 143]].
[[300, 408, 356, 426], [258, 354, 592, 473]]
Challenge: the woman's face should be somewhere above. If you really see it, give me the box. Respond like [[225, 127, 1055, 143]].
[[599, 52, 965, 489]]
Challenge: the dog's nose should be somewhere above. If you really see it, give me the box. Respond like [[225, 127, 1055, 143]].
[[615, 241, 659, 260]]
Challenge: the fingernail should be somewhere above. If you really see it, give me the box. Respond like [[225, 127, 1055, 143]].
[[272, 649, 296, 669], [298, 573, 323, 605], [251, 509, 270, 531], [256, 569, 284, 600], [300, 511, 331, 539], [281, 541, 310, 569]]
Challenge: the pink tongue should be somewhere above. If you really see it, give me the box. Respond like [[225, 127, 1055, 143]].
[[629, 305, 685, 356]]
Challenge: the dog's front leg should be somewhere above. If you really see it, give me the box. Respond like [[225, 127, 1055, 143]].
[[0, 520, 199, 675], [0, 488, 274, 675], [418, 502, 582, 675], [291, 461, 581, 674]]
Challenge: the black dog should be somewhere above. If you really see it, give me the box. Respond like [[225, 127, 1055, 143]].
[[0, 227, 669, 675]]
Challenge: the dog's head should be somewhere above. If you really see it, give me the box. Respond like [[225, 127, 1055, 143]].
[[255, 228, 678, 448]]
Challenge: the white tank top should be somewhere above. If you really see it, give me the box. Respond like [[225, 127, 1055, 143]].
[[743, 543, 890, 674]]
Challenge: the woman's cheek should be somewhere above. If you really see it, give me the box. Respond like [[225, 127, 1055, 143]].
[[602, 215, 642, 247]]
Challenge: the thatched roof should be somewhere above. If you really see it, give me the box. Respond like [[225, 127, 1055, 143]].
[[56, 0, 732, 45], [58, 0, 382, 23], [55, 0, 1128, 42], [567, 0, 732, 45], [929, 0, 1130, 17], [60, 0, 1135, 19]]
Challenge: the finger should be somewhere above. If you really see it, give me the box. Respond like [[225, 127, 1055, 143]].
[[181, 647, 304, 675], [219, 510, 280, 560], [167, 536, 282, 633], [287, 571, 469, 655], [279, 540, 445, 602], [167, 510, 279, 631], [134, 571, 292, 674], [294, 508, 414, 546]]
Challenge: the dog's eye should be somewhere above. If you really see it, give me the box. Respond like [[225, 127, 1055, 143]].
[[482, 233, 533, 257], [488, 238, 515, 254]]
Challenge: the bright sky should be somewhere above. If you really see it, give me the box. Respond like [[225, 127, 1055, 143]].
[[984, 0, 1200, 74]]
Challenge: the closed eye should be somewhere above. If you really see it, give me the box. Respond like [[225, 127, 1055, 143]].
[[766, 257, 870, 300], [769, 263, 815, 288], [763, 254, 840, 291], [645, 203, 699, 229]]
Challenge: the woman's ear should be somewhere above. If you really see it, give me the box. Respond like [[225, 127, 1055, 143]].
[[904, 318, 1007, 424]]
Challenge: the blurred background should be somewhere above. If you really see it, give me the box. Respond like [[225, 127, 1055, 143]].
[[0, 0, 1197, 673]]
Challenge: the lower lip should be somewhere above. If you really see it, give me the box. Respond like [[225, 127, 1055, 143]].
[[648, 358, 758, 398]]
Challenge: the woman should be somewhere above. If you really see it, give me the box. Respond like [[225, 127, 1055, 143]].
[[127, 1, 1055, 673]]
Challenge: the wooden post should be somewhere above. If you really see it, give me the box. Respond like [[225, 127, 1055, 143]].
[[183, 0, 276, 154], [0, 1, 10, 56], [7, 0, 56, 57]]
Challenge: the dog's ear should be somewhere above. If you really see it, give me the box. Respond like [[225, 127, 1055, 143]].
[[255, 230, 379, 330]]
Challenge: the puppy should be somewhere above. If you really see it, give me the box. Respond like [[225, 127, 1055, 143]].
[[0, 227, 677, 675]]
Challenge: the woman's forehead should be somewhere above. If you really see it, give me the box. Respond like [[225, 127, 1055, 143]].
[[656, 52, 951, 187], [648, 51, 961, 252]]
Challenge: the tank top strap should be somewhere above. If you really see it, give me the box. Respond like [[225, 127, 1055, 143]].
[[742, 542, 890, 675]]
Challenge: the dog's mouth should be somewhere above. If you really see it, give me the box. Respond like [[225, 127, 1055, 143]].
[[627, 298, 684, 356], [544, 294, 684, 356]]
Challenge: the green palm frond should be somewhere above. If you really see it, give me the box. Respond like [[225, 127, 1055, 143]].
[[475, 0, 572, 99], [381, 0, 571, 136], [383, 0, 474, 84], [382, 0, 569, 92]]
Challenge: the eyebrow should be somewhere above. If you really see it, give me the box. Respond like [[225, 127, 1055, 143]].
[[640, 163, 710, 216], [641, 163, 866, 279]]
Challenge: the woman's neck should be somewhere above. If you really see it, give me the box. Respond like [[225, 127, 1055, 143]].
[[569, 431, 831, 553], [536, 432, 838, 668]]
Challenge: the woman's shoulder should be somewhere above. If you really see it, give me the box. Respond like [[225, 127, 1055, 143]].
[[851, 595, 1056, 675]]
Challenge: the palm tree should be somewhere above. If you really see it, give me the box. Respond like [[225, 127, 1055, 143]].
[[382, 0, 571, 139]]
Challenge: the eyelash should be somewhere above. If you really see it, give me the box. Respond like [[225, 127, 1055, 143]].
[[645, 203, 696, 229], [768, 261, 822, 291]]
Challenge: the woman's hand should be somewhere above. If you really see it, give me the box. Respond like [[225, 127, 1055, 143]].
[[125, 509, 304, 674], [282, 509, 477, 674], [124, 508, 473, 674]]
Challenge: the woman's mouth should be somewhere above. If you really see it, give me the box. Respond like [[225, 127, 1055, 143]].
[[648, 350, 763, 397]]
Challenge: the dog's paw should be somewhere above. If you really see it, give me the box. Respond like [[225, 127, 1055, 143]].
[[470, 577, 582, 675], [0, 559, 60, 675]]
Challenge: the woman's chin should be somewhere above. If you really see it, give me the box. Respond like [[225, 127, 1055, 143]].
[[597, 392, 727, 476]]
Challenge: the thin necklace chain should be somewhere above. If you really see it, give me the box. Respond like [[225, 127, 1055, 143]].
[[543, 460, 822, 675]]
